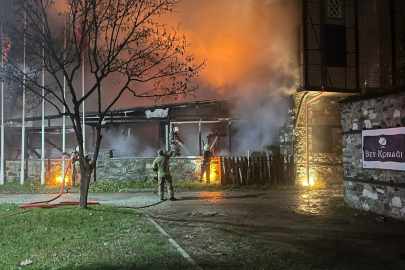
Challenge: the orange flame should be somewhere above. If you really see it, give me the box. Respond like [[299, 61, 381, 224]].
[[56, 175, 69, 183]]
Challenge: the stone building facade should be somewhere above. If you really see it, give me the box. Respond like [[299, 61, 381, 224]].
[[340, 89, 405, 220], [294, 95, 343, 186], [295, 0, 405, 187], [2, 150, 217, 184], [4, 159, 71, 184], [95, 150, 217, 182]]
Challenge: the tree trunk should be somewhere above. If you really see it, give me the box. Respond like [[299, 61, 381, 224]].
[[79, 165, 92, 209]]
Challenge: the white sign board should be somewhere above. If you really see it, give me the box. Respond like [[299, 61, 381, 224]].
[[362, 127, 405, 171]]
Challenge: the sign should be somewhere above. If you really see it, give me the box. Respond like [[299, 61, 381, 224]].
[[362, 127, 405, 171]]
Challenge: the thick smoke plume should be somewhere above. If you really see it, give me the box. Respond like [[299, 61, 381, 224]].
[[21, 0, 299, 155], [89, 0, 300, 154], [169, 0, 300, 154]]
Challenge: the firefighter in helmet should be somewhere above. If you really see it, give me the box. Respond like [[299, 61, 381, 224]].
[[152, 149, 176, 201], [169, 126, 184, 157], [73, 146, 89, 186], [199, 144, 213, 183]]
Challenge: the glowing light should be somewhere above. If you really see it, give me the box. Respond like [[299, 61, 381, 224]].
[[301, 176, 315, 187], [198, 191, 225, 203], [199, 157, 219, 183], [302, 194, 308, 198], [200, 169, 218, 182], [309, 176, 315, 186], [56, 175, 68, 183]]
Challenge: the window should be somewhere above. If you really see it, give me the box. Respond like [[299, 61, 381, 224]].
[[312, 127, 332, 153], [325, 24, 347, 67], [327, 0, 342, 18]]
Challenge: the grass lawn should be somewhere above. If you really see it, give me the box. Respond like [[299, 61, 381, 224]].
[[0, 204, 193, 270]]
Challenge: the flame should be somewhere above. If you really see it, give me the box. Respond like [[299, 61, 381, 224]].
[[200, 168, 219, 182], [301, 176, 315, 187], [309, 176, 315, 186], [56, 175, 68, 183]]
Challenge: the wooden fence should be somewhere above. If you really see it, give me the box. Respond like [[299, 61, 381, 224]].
[[219, 155, 294, 186]]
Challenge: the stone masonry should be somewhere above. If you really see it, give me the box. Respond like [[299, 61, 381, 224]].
[[4, 159, 71, 184], [341, 89, 405, 220], [294, 94, 344, 186], [95, 150, 208, 182], [2, 150, 215, 184]]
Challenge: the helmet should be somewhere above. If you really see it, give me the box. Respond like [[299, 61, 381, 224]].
[[157, 149, 164, 156], [173, 126, 179, 132], [204, 144, 210, 151], [76, 146, 80, 152]]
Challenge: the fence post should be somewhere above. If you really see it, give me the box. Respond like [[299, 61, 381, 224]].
[[227, 157, 232, 185], [253, 157, 257, 185], [235, 157, 238, 185], [263, 156, 269, 185], [219, 156, 222, 185]]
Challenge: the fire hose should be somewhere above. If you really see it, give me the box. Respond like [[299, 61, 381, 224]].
[[0, 153, 99, 219]]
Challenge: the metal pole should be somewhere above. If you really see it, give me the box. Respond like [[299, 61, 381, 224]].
[[40, 3, 45, 185], [82, 56, 85, 150], [0, 7, 4, 185], [62, 18, 66, 180], [20, 12, 26, 185], [170, 119, 230, 125]]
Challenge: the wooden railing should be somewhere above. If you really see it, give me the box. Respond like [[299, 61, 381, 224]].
[[219, 155, 294, 186]]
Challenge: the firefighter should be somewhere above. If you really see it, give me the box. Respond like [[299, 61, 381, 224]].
[[199, 144, 213, 183], [169, 126, 184, 157], [152, 149, 176, 201], [73, 146, 89, 186]]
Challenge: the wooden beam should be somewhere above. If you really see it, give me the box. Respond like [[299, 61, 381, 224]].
[[27, 142, 41, 158]]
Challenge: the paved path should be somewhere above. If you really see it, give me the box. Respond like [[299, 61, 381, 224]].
[[1, 188, 404, 269]]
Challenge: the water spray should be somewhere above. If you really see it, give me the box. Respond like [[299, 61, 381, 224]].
[[179, 143, 190, 156], [210, 136, 218, 150]]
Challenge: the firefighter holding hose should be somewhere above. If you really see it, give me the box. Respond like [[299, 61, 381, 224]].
[[199, 144, 213, 183], [169, 126, 185, 157], [152, 149, 176, 201]]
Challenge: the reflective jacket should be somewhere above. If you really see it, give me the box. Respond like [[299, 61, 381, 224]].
[[169, 132, 184, 145], [152, 151, 174, 177], [202, 150, 213, 165]]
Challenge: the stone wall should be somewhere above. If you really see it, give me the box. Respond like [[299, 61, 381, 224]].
[[294, 94, 344, 186], [2, 151, 213, 184], [4, 159, 71, 184], [95, 150, 214, 183], [341, 90, 405, 220]]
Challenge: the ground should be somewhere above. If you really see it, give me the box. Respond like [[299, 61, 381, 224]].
[[1, 186, 404, 269]]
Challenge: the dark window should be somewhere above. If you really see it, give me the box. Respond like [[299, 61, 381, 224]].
[[327, 0, 342, 18], [312, 127, 332, 153], [324, 24, 347, 67]]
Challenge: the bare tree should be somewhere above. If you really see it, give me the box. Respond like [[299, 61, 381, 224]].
[[1, 0, 205, 208]]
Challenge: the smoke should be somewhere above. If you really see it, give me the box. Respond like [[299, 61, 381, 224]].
[[11, 0, 300, 156], [114, 0, 300, 153], [167, 0, 300, 153], [101, 125, 157, 157]]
